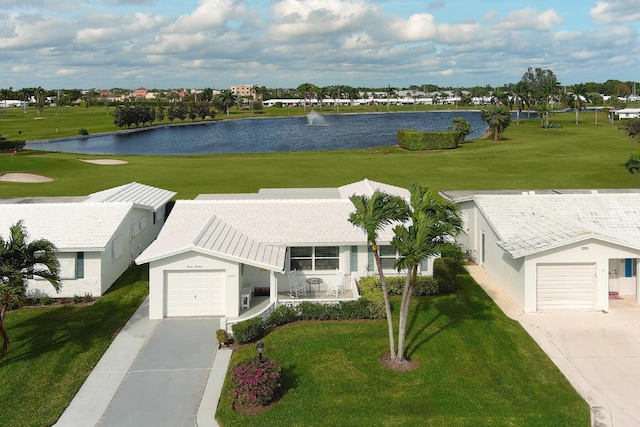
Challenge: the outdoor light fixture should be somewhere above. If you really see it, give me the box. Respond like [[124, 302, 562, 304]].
[[256, 341, 264, 363]]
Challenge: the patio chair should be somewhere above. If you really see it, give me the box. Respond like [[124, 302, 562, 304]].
[[327, 270, 349, 297], [287, 269, 307, 298]]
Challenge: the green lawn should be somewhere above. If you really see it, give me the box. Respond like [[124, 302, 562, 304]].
[[1, 111, 639, 200], [0, 266, 148, 427], [217, 275, 589, 426], [0, 110, 629, 426]]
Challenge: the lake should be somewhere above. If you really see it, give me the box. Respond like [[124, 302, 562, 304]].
[[27, 111, 489, 155]]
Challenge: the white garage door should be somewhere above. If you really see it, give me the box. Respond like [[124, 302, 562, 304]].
[[166, 270, 225, 317], [536, 263, 596, 311]]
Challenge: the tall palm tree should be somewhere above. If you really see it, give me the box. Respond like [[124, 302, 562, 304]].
[[481, 105, 512, 141], [213, 90, 237, 116], [0, 221, 60, 359], [590, 93, 603, 127], [512, 82, 528, 125], [349, 191, 410, 361], [391, 185, 462, 364], [572, 83, 588, 125]]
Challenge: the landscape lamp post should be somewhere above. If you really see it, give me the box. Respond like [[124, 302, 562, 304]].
[[256, 341, 264, 363]]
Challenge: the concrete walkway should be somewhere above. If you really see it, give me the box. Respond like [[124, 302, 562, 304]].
[[466, 265, 640, 427], [54, 298, 232, 427]]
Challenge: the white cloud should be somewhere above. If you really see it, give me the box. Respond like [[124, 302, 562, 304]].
[[56, 68, 78, 76], [591, 0, 640, 25], [495, 7, 563, 31]]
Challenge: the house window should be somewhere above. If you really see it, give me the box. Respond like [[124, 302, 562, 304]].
[[153, 212, 157, 225], [350, 246, 358, 272], [290, 246, 339, 271], [112, 235, 124, 262], [76, 252, 84, 279], [481, 232, 486, 264], [379, 245, 398, 270]]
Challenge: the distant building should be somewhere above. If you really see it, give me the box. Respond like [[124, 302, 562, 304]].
[[231, 85, 255, 100], [134, 87, 148, 99]]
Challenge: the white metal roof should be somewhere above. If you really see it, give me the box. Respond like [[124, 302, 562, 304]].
[[473, 193, 640, 258], [136, 179, 406, 269], [85, 182, 176, 211], [338, 178, 410, 200], [0, 203, 133, 250]]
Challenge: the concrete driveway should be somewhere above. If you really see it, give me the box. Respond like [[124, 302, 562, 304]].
[[467, 265, 640, 427], [519, 301, 640, 427], [97, 317, 220, 427]]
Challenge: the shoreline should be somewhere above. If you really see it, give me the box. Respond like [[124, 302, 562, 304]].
[[24, 109, 489, 145]]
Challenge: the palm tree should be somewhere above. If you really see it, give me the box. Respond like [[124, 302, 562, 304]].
[[512, 82, 528, 125], [481, 105, 512, 141], [625, 153, 640, 174], [590, 93, 603, 127], [349, 191, 410, 362], [572, 83, 588, 125], [213, 90, 237, 116], [391, 185, 462, 365], [0, 221, 60, 359]]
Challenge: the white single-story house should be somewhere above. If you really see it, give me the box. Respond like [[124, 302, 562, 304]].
[[135, 179, 435, 329], [0, 182, 175, 298], [442, 189, 640, 313], [614, 108, 640, 119]]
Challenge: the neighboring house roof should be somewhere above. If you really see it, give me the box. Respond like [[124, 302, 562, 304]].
[[0, 182, 174, 251], [0, 203, 133, 251], [136, 179, 405, 270], [472, 193, 640, 258], [85, 182, 176, 211], [338, 178, 410, 199]]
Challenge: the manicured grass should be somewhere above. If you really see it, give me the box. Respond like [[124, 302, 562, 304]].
[[0, 110, 625, 426], [217, 274, 589, 426], [0, 266, 148, 427], [1, 111, 638, 200]]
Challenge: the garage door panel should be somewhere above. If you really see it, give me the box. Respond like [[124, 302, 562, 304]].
[[166, 271, 225, 317], [537, 264, 595, 311]]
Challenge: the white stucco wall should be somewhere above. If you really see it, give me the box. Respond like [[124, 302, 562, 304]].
[[524, 239, 640, 312], [27, 251, 103, 298], [147, 251, 240, 319]]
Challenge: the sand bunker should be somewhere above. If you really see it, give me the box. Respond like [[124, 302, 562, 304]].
[[79, 159, 128, 165], [0, 173, 53, 183]]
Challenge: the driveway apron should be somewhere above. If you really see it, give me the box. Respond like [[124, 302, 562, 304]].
[[98, 318, 219, 427]]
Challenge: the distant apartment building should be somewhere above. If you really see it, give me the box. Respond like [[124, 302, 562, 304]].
[[134, 87, 148, 99], [230, 85, 255, 100]]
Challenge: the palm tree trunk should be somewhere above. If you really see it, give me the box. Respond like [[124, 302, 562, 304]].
[[396, 265, 417, 363], [373, 245, 397, 361], [576, 108, 579, 125], [0, 303, 10, 360]]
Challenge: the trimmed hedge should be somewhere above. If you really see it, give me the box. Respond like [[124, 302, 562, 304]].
[[433, 257, 463, 294], [397, 130, 460, 150], [232, 317, 264, 344], [358, 275, 440, 297], [0, 139, 25, 151]]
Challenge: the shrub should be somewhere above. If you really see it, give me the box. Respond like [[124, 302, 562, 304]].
[[71, 294, 83, 304], [82, 292, 93, 303], [0, 137, 25, 152], [358, 275, 441, 296], [230, 358, 282, 407], [78, 128, 89, 136], [216, 329, 229, 344], [40, 295, 52, 305], [433, 257, 463, 294], [232, 317, 264, 344], [267, 305, 299, 326], [297, 301, 342, 320], [397, 130, 460, 150]]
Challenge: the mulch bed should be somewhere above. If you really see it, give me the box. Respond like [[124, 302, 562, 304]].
[[379, 353, 420, 372], [232, 391, 282, 415]]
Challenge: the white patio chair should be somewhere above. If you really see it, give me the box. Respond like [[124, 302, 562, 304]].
[[327, 270, 349, 297], [287, 269, 307, 298]]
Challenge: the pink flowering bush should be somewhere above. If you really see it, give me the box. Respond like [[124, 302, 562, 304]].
[[230, 358, 282, 407]]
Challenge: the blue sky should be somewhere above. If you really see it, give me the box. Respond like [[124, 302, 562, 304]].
[[0, 0, 639, 90]]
